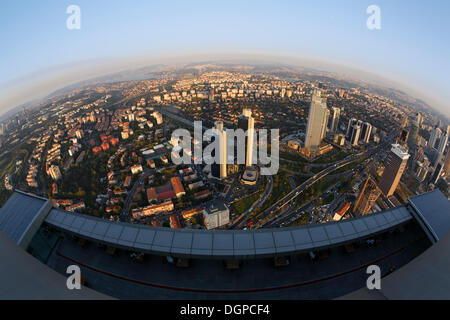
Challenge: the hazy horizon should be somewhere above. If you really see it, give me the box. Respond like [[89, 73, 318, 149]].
[[1, 1, 449, 118]]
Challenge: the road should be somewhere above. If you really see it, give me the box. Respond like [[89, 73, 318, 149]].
[[120, 169, 154, 222], [230, 174, 274, 229], [246, 134, 397, 229], [263, 175, 351, 228]]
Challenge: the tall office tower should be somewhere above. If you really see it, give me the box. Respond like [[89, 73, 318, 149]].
[[429, 127, 442, 149], [349, 124, 361, 146], [353, 176, 381, 216], [415, 112, 423, 126], [0, 123, 4, 136], [400, 115, 408, 129], [320, 108, 330, 139], [408, 118, 420, 150], [242, 108, 252, 118], [430, 163, 444, 185], [305, 89, 328, 150], [246, 116, 255, 167], [237, 108, 254, 167], [379, 144, 410, 196], [330, 107, 341, 133], [446, 125, 450, 137], [49, 165, 62, 181], [360, 122, 373, 144], [211, 121, 227, 180], [429, 148, 442, 167], [437, 134, 448, 155], [443, 150, 450, 178], [398, 129, 410, 147], [415, 161, 430, 182], [346, 118, 358, 138]]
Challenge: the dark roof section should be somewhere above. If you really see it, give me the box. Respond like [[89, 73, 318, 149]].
[[408, 189, 450, 243], [340, 227, 450, 300]]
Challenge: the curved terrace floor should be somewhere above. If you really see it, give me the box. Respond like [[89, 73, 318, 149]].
[[46, 222, 430, 299]]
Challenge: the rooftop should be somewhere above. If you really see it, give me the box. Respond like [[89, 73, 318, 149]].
[[0, 190, 51, 249], [407, 189, 450, 243]]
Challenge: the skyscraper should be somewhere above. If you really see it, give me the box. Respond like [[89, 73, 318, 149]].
[[437, 134, 448, 155], [237, 108, 255, 167], [211, 121, 227, 180], [320, 108, 330, 140], [353, 176, 381, 216], [330, 107, 341, 133], [379, 144, 410, 196], [429, 127, 441, 150], [246, 116, 255, 167], [398, 129, 410, 147], [304, 89, 328, 150], [415, 112, 423, 126], [442, 150, 450, 178], [349, 124, 361, 146], [360, 122, 373, 144], [346, 118, 358, 139], [430, 163, 444, 185], [408, 115, 420, 150]]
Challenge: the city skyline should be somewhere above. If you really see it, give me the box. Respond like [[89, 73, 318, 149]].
[[1, 0, 450, 118], [1, 0, 450, 303]]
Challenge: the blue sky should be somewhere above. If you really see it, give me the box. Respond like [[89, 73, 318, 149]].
[[1, 0, 449, 116]]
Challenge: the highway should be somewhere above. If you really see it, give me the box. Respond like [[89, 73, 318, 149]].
[[230, 174, 274, 229], [246, 135, 397, 230], [263, 174, 351, 228]]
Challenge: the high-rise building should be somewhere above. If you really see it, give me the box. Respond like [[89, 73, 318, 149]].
[[237, 108, 255, 167], [346, 118, 358, 138], [429, 127, 442, 150], [437, 134, 448, 155], [246, 116, 255, 167], [415, 161, 429, 183], [442, 150, 450, 178], [320, 108, 330, 140], [408, 115, 420, 150], [349, 124, 361, 146], [242, 108, 252, 118], [398, 129, 410, 147], [415, 112, 423, 127], [305, 89, 328, 150], [360, 122, 373, 144], [353, 176, 381, 216], [212, 121, 227, 179], [330, 107, 341, 133], [430, 163, 444, 185], [379, 144, 410, 196]]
